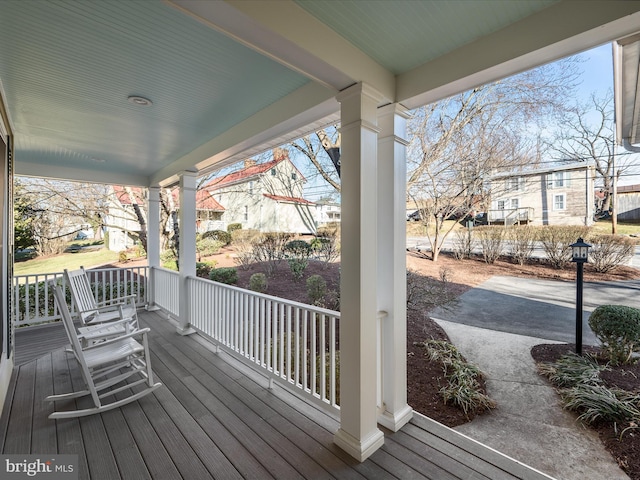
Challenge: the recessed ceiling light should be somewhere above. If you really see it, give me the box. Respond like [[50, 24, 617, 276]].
[[127, 95, 153, 107]]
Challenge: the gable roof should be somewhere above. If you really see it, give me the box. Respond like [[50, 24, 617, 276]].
[[112, 185, 224, 211], [205, 149, 305, 191], [491, 161, 595, 180]]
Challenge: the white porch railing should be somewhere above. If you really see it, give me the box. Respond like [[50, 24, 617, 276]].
[[151, 267, 180, 317], [13, 266, 148, 327], [187, 275, 340, 411]]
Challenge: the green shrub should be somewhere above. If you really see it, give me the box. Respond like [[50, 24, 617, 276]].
[[227, 223, 242, 234], [209, 267, 238, 285], [284, 239, 312, 258], [201, 229, 231, 245], [288, 258, 308, 280], [306, 274, 327, 304], [249, 272, 268, 293], [196, 261, 216, 278], [196, 237, 224, 257], [588, 305, 640, 365]]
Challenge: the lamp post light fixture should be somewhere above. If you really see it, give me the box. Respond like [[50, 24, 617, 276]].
[[570, 237, 591, 355]]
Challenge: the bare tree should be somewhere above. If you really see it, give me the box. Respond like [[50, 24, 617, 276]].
[[549, 92, 630, 214], [407, 58, 580, 261], [290, 126, 341, 193]]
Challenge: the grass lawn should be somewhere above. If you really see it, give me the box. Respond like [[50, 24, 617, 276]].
[[14, 247, 120, 277], [591, 219, 640, 236]]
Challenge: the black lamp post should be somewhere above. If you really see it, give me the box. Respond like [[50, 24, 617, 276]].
[[570, 237, 591, 355]]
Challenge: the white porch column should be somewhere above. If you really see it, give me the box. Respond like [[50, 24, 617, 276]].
[[177, 171, 197, 336], [333, 83, 385, 462], [377, 104, 413, 431], [146, 186, 161, 310]]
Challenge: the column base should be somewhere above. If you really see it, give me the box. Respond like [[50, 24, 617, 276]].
[[378, 404, 413, 432], [176, 325, 196, 336], [334, 427, 384, 462]]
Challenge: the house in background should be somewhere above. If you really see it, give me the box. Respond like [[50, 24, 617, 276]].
[[488, 162, 595, 226], [108, 186, 225, 251], [314, 199, 341, 227], [617, 184, 640, 221], [204, 148, 317, 234], [107, 186, 146, 252]]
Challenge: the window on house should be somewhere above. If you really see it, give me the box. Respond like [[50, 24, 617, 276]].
[[553, 193, 565, 210], [551, 172, 565, 188], [249, 181, 253, 194], [510, 198, 519, 209], [271, 169, 276, 176], [244, 205, 248, 221], [497, 200, 505, 210], [291, 173, 297, 180], [507, 177, 521, 192]]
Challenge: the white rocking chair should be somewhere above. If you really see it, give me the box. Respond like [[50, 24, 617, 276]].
[[64, 267, 138, 329], [47, 285, 161, 419]]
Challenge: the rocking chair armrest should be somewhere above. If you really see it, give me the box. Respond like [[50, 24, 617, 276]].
[[82, 327, 150, 351], [76, 317, 136, 340]]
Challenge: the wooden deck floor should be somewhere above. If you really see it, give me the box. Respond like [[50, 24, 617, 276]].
[[1, 310, 552, 479]]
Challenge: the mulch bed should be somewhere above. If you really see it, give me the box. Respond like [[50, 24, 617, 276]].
[[531, 343, 640, 479]]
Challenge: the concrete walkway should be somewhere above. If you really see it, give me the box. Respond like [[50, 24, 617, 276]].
[[433, 319, 629, 480]]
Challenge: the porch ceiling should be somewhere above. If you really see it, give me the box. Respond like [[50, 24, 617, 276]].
[[1, 1, 639, 187]]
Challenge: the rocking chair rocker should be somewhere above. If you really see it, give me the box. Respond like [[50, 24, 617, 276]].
[[47, 285, 161, 419]]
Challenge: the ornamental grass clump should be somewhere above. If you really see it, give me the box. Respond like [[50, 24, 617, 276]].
[[418, 339, 496, 418], [537, 352, 604, 388], [560, 384, 640, 425], [588, 305, 640, 365]]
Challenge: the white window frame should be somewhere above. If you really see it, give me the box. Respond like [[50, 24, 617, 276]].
[[506, 177, 522, 192], [550, 172, 565, 188], [510, 198, 519, 209], [553, 193, 566, 211]]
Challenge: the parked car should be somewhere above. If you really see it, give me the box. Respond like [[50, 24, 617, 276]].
[[407, 210, 421, 222]]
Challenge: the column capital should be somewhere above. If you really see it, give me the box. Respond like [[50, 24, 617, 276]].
[[336, 82, 385, 105], [377, 102, 411, 119]]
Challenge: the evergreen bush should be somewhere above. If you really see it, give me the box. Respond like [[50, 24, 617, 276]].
[[201, 229, 231, 245], [209, 267, 238, 285], [588, 304, 640, 365], [249, 272, 268, 293]]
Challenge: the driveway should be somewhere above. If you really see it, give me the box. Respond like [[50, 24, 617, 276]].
[[430, 275, 640, 345]]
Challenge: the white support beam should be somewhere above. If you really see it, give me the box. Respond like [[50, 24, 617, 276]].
[[376, 103, 413, 432], [176, 171, 197, 336], [146, 186, 161, 311], [398, 2, 640, 109], [333, 83, 385, 462]]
